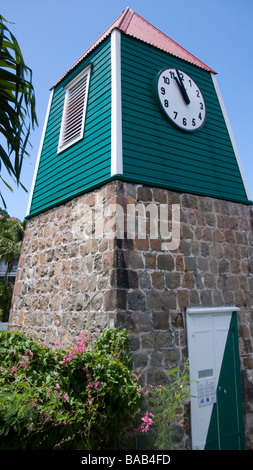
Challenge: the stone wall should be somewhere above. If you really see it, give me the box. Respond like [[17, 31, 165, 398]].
[[9, 180, 253, 449]]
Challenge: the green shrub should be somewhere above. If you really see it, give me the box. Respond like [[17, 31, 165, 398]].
[[0, 279, 13, 322], [146, 362, 190, 449], [0, 328, 147, 450], [0, 328, 191, 450]]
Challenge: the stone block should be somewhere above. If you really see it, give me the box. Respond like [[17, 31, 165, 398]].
[[201, 242, 210, 257], [141, 332, 155, 349], [165, 272, 181, 289], [134, 237, 149, 251], [137, 186, 152, 201], [164, 348, 180, 365], [90, 292, 103, 311], [184, 257, 197, 273], [147, 367, 170, 386], [54, 262, 63, 277], [152, 272, 164, 290], [132, 310, 152, 332], [178, 289, 189, 309], [128, 250, 144, 269], [145, 253, 156, 269], [157, 254, 174, 271], [150, 238, 162, 251], [152, 311, 169, 330], [182, 272, 195, 289], [139, 271, 151, 289], [162, 291, 177, 310], [128, 290, 146, 311], [170, 312, 184, 328], [103, 289, 126, 311], [146, 291, 161, 311]]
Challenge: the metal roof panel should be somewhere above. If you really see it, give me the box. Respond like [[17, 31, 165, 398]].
[[52, 7, 215, 88]]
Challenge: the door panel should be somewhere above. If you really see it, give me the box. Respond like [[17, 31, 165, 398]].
[[186, 308, 245, 450]]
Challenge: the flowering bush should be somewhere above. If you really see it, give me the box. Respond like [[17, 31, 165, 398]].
[[0, 328, 190, 450], [0, 328, 150, 450]]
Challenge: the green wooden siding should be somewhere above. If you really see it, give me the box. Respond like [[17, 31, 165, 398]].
[[121, 34, 249, 203], [29, 37, 112, 217]]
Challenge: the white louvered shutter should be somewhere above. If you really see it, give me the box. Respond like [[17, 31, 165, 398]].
[[58, 66, 91, 152]]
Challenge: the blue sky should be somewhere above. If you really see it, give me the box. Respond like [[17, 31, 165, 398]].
[[1, 0, 253, 220]]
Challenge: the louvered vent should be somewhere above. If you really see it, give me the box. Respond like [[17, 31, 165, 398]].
[[58, 66, 91, 152]]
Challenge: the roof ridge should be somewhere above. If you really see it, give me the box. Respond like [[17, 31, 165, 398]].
[[52, 7, 215, 88], [117, 6, 134, 30], [117, 8, 215, 73]]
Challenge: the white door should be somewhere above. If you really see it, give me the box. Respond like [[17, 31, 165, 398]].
[[186, 306, 245, 450]]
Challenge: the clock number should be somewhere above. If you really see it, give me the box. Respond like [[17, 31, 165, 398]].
[[157, 68, 206, 131], [163, 76, 170, 84]]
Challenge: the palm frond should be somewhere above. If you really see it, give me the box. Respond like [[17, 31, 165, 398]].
[[0, 15, 38, 206]]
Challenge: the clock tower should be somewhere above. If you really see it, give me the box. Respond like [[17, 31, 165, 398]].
[[9, 8, 253, 450]]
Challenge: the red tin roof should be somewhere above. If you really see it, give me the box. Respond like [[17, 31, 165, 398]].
[[52, 7, 215, 88]]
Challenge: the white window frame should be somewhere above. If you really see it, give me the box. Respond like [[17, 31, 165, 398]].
[[58, 65, 91, 153]]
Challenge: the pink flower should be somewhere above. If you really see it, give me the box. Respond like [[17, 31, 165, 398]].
[[26, 349, 33, 357], [94, 381, 100, 390], [61, 332, 87, 364], [136, 412, 154, 433]]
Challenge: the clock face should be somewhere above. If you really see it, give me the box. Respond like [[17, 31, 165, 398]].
[[156, 68, 206, 132]]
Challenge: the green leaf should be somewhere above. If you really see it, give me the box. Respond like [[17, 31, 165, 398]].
[[0, 15, 38, 202]]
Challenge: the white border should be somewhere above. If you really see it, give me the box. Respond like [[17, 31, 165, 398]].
[[111, 29, 123, 176], [57, 65, 91, 154], [211, 73, 251, 201], [26, 90, 54, 216], [186, 306, 239, 316]]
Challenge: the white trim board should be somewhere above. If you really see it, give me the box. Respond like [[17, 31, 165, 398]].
[[111, 29, 123, 176], [211, 73, 251, 202], [26, 91, 54, 216]]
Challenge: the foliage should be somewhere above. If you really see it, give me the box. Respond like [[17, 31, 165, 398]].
[[0, 328, 147, 450], [0, 216, 25, 275], [0, 328, 191, 450], [146, 362, 190, 449], [0, 15, 38, 206], [0, 278, 13, 321]]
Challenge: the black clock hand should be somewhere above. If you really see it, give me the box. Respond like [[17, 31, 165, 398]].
[[175, 69, 190, 105]]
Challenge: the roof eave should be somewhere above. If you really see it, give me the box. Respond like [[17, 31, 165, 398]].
[[51, 7, 216, 89]]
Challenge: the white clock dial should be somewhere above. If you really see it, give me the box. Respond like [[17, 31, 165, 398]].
[[156, 68, 206, 131]]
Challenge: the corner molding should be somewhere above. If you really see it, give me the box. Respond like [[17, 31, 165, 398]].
[[211, 73, 252, 202], [111, 29, 123, 176], [26, 90, 54, 216]]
